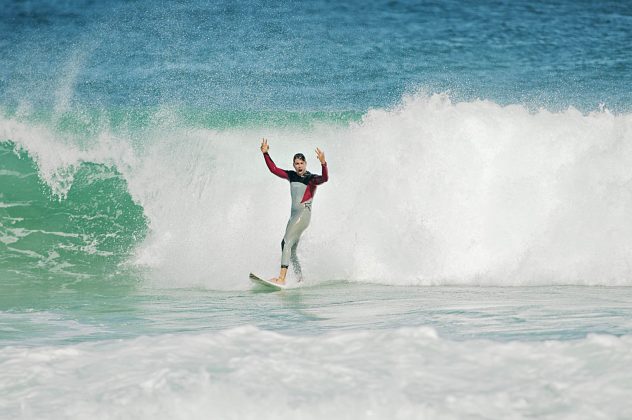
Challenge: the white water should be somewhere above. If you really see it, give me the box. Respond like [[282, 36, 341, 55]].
[[2, 325, 631, 420], [3, 280, 632, 419], [3, 93, 632, 288]]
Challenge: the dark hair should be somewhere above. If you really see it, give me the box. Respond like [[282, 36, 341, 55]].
[[293, 153, 306, 162]]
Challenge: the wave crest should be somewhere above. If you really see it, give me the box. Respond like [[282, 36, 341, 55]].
[[3, 93, 632, 286]]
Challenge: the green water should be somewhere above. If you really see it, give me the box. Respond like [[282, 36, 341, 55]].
[[0, 142, 147, 286]]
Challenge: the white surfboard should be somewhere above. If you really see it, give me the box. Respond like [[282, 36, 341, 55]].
[[249, 273, 287, 290]]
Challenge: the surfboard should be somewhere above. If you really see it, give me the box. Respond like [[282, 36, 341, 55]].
[[249, 273, 287, 290]]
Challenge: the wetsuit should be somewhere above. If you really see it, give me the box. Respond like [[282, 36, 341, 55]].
[[263, 152, 328, 279]]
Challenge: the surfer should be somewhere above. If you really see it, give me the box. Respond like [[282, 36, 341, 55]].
[[260, 138, 328, 285]]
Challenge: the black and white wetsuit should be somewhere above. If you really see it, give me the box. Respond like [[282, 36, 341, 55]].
[[264, 152, 328, 279]]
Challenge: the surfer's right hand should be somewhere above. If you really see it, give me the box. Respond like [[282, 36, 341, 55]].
[[260, 138, 269, 153]]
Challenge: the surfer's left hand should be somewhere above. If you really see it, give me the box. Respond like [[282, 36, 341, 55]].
[[316, 147, 326, 164]]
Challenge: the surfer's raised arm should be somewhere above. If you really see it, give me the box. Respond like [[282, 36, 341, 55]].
[[312, 147, 328, 184], [261, 138, 288, 179]]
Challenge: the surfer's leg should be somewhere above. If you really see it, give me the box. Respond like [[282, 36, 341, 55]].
[[280, 221, 301, 270], [277, 208, 311, 283]]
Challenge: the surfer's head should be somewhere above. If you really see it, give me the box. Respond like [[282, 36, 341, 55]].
[[293, 153, 306, 176]]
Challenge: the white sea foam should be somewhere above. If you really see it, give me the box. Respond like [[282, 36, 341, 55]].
[[1, 326, 631, 419], [3, 93, 632, 287]]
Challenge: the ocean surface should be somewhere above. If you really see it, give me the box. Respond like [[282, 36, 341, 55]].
[[2, 0, 632, 418]]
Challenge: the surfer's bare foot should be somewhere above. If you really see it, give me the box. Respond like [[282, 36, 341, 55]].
[[271, 267, 287, 285], [269, 277, 286, 285]]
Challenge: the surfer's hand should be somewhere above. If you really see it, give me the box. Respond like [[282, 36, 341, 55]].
[[316, 147, 326, 164], [260, 138, 269, 153]]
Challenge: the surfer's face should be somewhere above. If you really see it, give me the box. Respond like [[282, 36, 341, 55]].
[[293, 158, 306, 176]]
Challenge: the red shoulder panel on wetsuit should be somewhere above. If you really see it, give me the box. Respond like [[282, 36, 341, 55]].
[[301, 163, 328, 203]]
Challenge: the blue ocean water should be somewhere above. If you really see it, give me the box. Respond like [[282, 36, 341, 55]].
[[1, 0, 631, 111], [2, 0, 632, 418]]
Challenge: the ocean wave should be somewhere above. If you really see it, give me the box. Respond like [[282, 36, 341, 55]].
[[2, 93, 632, 286]]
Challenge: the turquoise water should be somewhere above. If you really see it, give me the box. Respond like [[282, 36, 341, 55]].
[[2, 0, 632, 418], [4, 284, 632, 346]]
